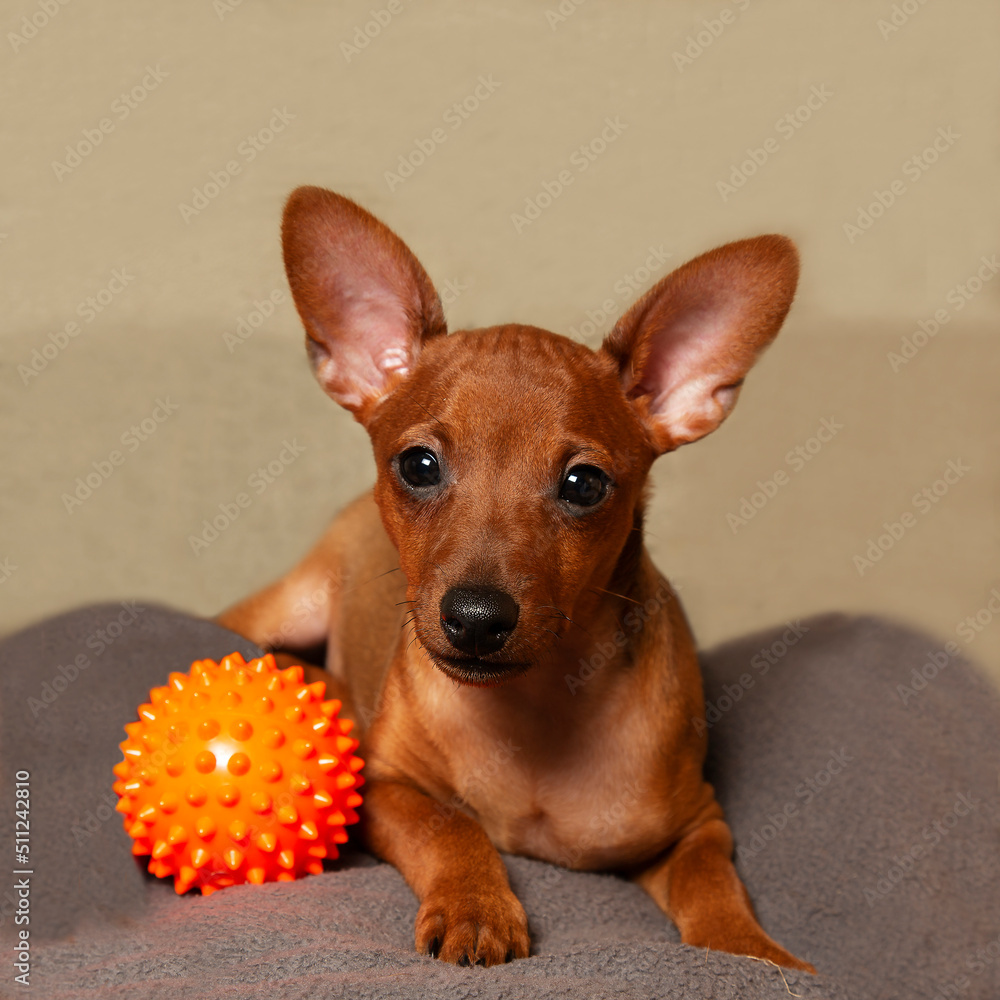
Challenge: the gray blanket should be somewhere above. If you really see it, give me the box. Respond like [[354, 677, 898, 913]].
[[1, 604, 998, 999]]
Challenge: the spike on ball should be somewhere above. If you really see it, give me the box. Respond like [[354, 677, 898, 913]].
[[114, 652, 363, 895]]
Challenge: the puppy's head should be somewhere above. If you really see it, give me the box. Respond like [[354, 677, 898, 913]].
[[282, 187, 798, 686]]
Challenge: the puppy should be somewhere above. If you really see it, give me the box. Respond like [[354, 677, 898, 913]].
[[219, 187, 813, 972]]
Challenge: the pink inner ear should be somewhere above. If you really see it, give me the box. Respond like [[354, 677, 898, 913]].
[[282, 187, 446, 418], [604, 234, 798, 451], [306, 284, 419, 411], [632, 298, 752, 443]]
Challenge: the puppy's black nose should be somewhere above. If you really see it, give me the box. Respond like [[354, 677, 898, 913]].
[[440, 586, 519, 656]]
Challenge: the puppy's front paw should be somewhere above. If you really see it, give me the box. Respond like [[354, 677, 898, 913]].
[[415, 886, 530, 966]]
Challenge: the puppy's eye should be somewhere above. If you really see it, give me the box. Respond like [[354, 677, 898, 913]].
[[398, 447, 441, 488], [560, 465, 610, 507]]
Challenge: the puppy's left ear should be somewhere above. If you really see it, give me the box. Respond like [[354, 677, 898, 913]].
[[281, 186, 447, 425], [600, 235, 798, 453]]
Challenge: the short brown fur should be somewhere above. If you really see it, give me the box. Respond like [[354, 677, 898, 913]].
[[218, 187, 813, 972]]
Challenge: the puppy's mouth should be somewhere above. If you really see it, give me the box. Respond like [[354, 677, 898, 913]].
[[407, 582, 535, 686], [422, 647, 533, 687]]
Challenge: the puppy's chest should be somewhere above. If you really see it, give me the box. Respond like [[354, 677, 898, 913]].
[[440, 705, 672, 870]]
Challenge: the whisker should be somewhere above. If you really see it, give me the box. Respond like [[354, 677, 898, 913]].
[[400, 387, 446, 432], [342, 565, 403, 598], [590, 586, 643, 607], [537, 604, 591, 637], [537, 604, 569, 619]]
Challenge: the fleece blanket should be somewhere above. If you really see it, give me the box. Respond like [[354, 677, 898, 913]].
[[1, 603, 998, 1000]]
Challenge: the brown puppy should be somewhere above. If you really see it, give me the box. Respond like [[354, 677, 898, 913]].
[[218, 187, 813, 972]]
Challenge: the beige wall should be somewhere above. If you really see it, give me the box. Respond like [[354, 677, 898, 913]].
[[3, 1, 999, 683]]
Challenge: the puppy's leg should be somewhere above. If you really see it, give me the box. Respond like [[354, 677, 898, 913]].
[[216, 529, 341, 655], [363, 779, 530, 966], [215, 530, 348, 691], [635, 815, 816, 973]]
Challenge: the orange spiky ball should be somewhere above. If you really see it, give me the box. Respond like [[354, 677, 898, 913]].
[[113, 652, 363, 895]]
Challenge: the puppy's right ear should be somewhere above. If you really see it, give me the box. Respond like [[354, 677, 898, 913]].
[[282, 187, 447, 423]]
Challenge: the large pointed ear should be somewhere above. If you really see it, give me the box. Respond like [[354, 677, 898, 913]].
[[281, 186, 447, 423], [599, 235, 798, 453]]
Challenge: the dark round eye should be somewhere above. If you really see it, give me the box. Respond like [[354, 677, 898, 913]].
[[560, 465, 610, 507], [398, 447, 441, 488]]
